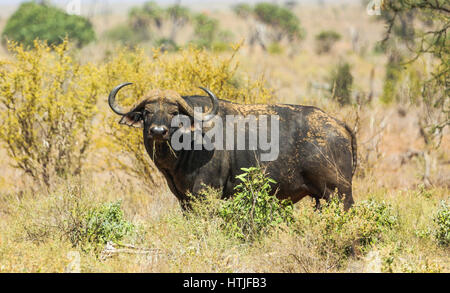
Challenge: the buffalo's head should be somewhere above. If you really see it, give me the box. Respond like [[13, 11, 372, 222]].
[[108, 83, 219, 142]]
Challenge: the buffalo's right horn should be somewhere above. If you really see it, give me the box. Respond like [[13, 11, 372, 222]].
[[172, 87, 219, 122], [198, 87, 219, 122], [108, 82, 133, 115]]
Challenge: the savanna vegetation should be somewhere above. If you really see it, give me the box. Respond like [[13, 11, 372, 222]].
[[0, 1, 448, 273]]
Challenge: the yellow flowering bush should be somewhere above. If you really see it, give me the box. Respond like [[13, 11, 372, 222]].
[[0, 40, 101, 187], [0, 39, 273, 190], [102, 45, 274, 187]]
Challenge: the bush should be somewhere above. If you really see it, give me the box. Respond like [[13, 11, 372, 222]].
[[296, 196, 398, 263], [81, 201, 135, 252], [253, 2, 304, 42], [219, 167, 294, 241], [330, 61, 353, 106], [2, 2, 95, 48], [433, 200, 450, 246], [315, 30, 341, 54], [17, 184, 135, 254], [355, 199, 399, 235], [103, 45, 273, 187], [0, 40, 101, 187]]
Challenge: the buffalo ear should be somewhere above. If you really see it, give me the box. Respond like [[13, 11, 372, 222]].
[[119, 112, 144, 128]]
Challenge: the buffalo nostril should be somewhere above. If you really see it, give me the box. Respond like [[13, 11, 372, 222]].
[[151, 126, 168, 136]]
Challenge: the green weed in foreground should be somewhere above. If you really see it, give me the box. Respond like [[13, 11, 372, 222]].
[[80, 201, 136, 252], [17, 186, 136, 255], [219, 167, 294, 241]]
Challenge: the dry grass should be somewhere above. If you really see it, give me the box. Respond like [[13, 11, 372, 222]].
[[0, 174, 447, 273]]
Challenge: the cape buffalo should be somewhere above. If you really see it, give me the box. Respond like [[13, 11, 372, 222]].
[[108, 83, 357, 210]]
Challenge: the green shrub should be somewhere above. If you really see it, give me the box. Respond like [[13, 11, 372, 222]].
[[315, 30, 341, 54], [433, 200, 450, 246], [81, 201, 135, 252], [2, 2, 95, 48], [18, 184, 136, 254], [219, 167, 294, 241], [297, 196, 398, 261], [356, 199, 399, 235]]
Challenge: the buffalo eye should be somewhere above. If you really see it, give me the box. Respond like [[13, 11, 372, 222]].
[[132, 112, 143, 122]]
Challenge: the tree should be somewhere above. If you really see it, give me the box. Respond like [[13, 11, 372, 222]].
[[378, 0, 448, 99], [232, 3, 252, 18], [129, 1, 164, 32], [105, 1, 191, 49], [166, 2, 191, 43], [378, 0, 449, 185], [2, 2, 95, 48], [233, 2, 304, 52], [315, 30, 342, 54], [253, 2, 304, 42], [192, 13, 233, 51]]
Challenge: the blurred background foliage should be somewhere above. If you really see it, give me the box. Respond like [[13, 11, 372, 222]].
[[103, 1, 234, 51], [2, 2, 95, 48], [315, 30, 342, 54]]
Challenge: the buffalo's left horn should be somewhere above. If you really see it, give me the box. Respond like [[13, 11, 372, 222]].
[[108, 82, 133, 115]]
